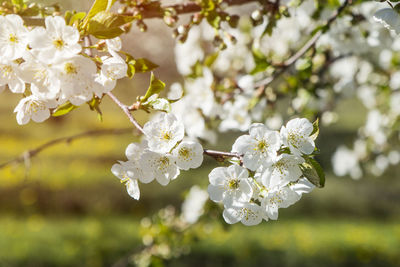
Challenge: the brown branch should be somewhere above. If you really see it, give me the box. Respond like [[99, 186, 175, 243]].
[[0, 128, 134, 170], [203, 149, 241, 159], [123, 0, 260, 19], [254, 0, 352, 90], [107, 92, 145, 134]]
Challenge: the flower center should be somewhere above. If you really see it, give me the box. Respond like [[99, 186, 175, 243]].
[[161, 131, 172, 141], [178, 147, 191, 160], [0, 65, 13, 78], [256, 140, 268, 152], [228, 179, 240, 189], [53, 39, 64, 49], [9, 34, 18, 43], [64, 62, 78, 74]]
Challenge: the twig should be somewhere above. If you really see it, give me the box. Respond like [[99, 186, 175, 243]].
[[203, 149, 241, 159], [106, 92, 145, 134], [123, 0, 261, 18], [0, 128, 134, 170], [254, 0, 352, 90]]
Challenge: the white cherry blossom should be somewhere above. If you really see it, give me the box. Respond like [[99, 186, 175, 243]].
[[19, 59, 60, 99], [208, 165, 253, 207], [0, 60, 25, 93], [14, 95, 57, 125], [181, 185, 208, 224], [94, 53, 127, 94], [139, 151, 179, 186], [261, 154, 305, 189], [222, 201, 263, 226], [111, 161, 140, 200], [172, 140, 203, 170], [143, 113, 185, 153], [28, 16, 81, 62], [0, 15, 28, 60], [232, 123, 281, 171], [280, 118, 315, 156]]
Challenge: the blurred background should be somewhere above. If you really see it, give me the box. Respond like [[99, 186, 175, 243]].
[[0, 0, 400, 266]]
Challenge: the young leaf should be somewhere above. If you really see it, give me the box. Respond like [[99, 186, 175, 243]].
[[301, 157, 325, 188], [310, 118, 319, 140], [87, 97, 103, 121], [140, 72, 166, 103], [83, 0, 116, 28], [86, 11, 136, 39], [52, 102, 78, 117], [133, 58, 159, 73]]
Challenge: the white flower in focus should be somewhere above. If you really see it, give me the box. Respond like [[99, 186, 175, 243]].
[[0, 15, 28, 60], [223, 201, 263, 226], [232, 123, 281, 171], [140, 151, 179, 186], [280, 118, 315, 156], [53, 55, 97, 105], [19, 60, 60, 99], [0, 60, 25, 93], [111, 161, 140, 200], [181, 185, 208, 224], [208, 165, 253, 207], [143, 113, 185, 153], [14, 95, 57, 125], [172, 140, 203, 170], [94, 54, 127, 94], [373, 8, 400, 35], [125, 140, 148, 161], [28, 16, 81, 62], [261, 154, 304, 188]]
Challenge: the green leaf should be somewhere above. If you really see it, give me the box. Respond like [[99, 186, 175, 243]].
[[83, 0, 116, 28], [69, 12, 86, 26], [140, 72, 166, 103], [52, 102, 78, 117], [133, 58, 159, 73], [310, 118, 319, 140], [250, 49, 269, 75], [301, 157, 325, 188], [87, 11, 136, 39], [87, 97, 103, 121], [204, 52, 219, 67]]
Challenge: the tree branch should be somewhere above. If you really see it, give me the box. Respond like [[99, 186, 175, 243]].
[[254, 0, 352, 89], [123, 0, 260, 19], [0, 128, 134, 170], [106, 92, 145, 134]]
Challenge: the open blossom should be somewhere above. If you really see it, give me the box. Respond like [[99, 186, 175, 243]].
[[111, 161, 140, 200], [232, 123, 281, 171], [261, 154, 304, 188], [223, 201, 263, 226], [19, 59, 60, 99], [14, 95, 57, 125], [143, 113, 185, 153], [139, 150, 179, 186], [0, 60, 25, 93], [261, 178, 314, 220], [208, 165, 253, 207], [172, 140, 203, 170], [106, 37, 122, 53], [94, 54, 127, 94], [53, 55, 97, 105], [28, 16, 81, 62], [280, 118, 315, 156], [0, 15, 28, 60]]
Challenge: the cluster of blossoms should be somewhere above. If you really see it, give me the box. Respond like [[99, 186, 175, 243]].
[[208, 118, 316, 226], [0, 14, 127, 125], [112, 113, 204, 200], [168, 0, 400, 180]]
